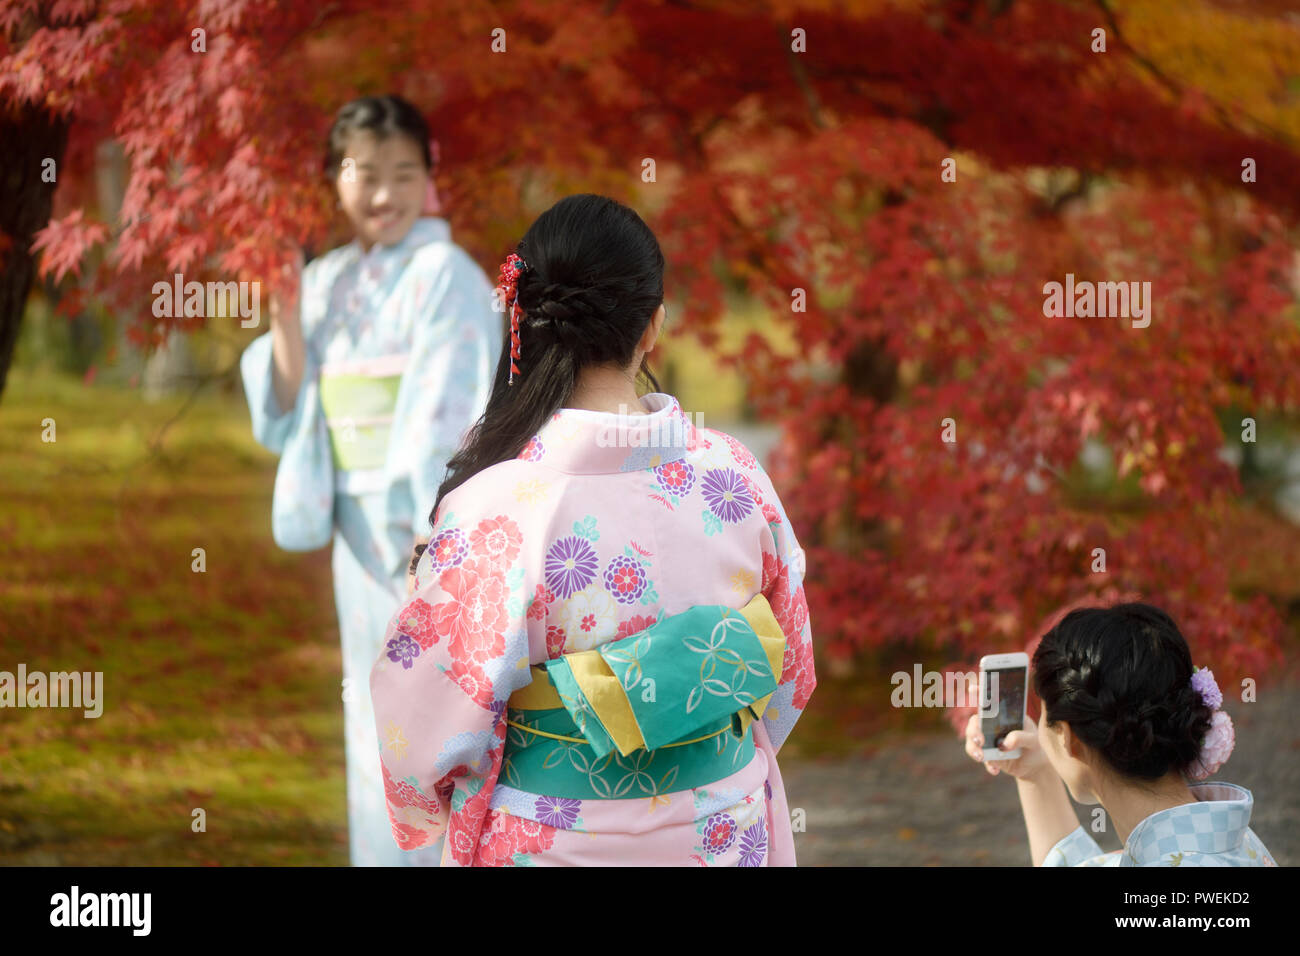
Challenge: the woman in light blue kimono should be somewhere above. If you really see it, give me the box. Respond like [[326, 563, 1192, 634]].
[[240, 95, 500, 866], [964, 603, 1276, 866]]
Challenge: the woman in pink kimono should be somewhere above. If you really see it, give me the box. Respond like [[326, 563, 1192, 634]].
[[369, 193, 816, 865]]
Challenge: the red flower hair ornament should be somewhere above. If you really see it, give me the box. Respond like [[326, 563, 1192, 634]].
[[497, 252, 530, 385]]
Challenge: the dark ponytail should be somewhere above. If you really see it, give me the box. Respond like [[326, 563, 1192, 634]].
[[427, 193, 665, 530], [1032, 603, 1214, 780]]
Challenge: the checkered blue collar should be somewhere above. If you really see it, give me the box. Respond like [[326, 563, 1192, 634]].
[[1121, 782, 1253, 866]]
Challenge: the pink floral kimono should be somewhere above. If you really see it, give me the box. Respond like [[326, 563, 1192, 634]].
[[369, 392, 816, 865]]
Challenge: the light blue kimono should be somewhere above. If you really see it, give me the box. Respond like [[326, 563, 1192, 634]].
[[1044, 782, 1277, 866], [240, 217, 501, 866]]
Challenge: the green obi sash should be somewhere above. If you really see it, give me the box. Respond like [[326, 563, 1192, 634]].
[[318, 357, 405, 472], [502, 593, 785, 800]]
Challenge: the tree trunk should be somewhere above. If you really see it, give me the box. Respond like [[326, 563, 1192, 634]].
[[0, 104, 69, 401]]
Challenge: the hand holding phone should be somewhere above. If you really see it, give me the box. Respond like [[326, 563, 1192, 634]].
[[978, 653, 1027, 759], [965, 713, 1048, 779], [964, 652, 1051, 779]]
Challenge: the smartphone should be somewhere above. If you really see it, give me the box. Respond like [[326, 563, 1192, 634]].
[[978, 653, 1028, 760]]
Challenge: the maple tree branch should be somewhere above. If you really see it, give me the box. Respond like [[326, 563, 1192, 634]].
[[110, 356, 242, 501], [779, 22, 825, 131], [145, 364, 234, 457]]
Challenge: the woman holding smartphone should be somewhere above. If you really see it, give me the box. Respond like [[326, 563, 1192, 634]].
[[240, 95, 500, 866], [964, 603, 1276, 866]]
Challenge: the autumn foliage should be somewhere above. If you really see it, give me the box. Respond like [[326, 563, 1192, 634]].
[[5, 0, 1300, 673]]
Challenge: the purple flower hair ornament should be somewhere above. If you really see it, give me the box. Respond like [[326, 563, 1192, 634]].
[[1186, 667, 1234, 781]]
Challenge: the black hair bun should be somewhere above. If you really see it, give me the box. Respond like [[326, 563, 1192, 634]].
[[1032, 603, 1215, 780], [1100, 691, 1211, 778], [1166, 684, 1215, 769], [1103, 702, 1161, 773]]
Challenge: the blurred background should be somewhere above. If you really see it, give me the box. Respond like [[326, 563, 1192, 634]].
[[1, 0, 1299, 865]]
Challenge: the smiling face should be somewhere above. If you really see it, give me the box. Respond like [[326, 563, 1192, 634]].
[[335, 131, 428, 250]]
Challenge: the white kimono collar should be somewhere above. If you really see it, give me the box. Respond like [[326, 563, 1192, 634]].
[[345, 216, 451, 269], [522, 392, 700, 475]]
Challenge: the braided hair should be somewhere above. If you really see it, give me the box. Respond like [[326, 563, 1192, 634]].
[[1032, 603, 1214, 780], [426, 193, 665, 532]]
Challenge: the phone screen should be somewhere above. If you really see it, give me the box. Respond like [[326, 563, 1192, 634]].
[[981, 666, 1026, 749]]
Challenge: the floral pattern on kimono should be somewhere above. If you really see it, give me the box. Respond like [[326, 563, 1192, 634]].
[[371, 392, 817, 865]]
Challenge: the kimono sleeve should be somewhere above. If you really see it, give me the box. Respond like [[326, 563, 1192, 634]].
[[369, 503, 533, 866], [1042, 826, 1109, 866], [751, 465, 816, 754], [239, 331, 298, 454], [394, 251, 501, 538], [239, 258, 322, 454]]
